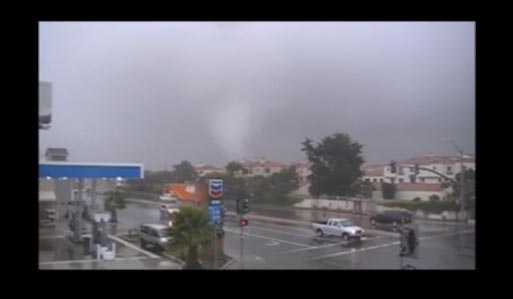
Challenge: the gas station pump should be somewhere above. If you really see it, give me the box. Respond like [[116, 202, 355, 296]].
[[90, 213, 116, 260]]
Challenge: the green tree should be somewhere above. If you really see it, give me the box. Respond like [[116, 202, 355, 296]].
[[381, 183, 396, 200], [103, 188, 126, 223], [267, 166, 299, 203], [245, 167, 299, 205], [168, 206, 215, 269], [171, 160, 198, 183], [429, 194, 440, 202], [354, 180, 374, 199], [247, 176, 269, 202], [225, 161, 243, 176], [301, 132, 365, 196]]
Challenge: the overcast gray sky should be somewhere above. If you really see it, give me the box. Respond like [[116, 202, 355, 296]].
[[39, 22, 475, 170]]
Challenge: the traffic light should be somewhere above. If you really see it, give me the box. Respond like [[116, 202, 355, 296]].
[[242, 198, 250, 214], [390, 160, 397, 173], [240, 218, 249, 227], [414, 164, 420, 175]]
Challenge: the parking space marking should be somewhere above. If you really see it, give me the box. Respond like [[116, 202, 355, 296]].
[[224, 228, 313, 248]]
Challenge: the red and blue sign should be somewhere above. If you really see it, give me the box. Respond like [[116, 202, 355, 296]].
[[208, 179, 223, 199]]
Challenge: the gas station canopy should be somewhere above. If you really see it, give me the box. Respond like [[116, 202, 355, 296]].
[[39, 162, 144, 179]]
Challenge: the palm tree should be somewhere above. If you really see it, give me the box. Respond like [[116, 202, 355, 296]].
[[103, 188, 126, 223], [168, 206, 215, 269]]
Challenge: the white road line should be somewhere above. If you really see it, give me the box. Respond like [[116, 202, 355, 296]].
[[275, 236, 379, 255], [276, 241, 346, 255], [39, 256, 151, 265], [108, 235, 159, 258], [229, 224, 314, 239], [309, 229, 475, 261], [252, 222, 314, 234], [226, 219, 313, 234], [224, 228, 313, 248], [266, 240, 280, 246], [309, 241, 402, 261]]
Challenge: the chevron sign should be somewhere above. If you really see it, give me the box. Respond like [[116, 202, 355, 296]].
[[208, 179, 223, 199]]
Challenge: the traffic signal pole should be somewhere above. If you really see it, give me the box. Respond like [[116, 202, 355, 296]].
[[240, 215, 244, 270], [214, 227, 218, 269], [236, 198, 249, 269]]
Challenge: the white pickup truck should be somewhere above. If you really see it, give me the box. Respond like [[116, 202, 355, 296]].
[[312, 218, 364, 240]]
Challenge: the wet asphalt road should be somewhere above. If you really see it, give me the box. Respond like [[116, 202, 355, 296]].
[[112, 199, 475, 269]]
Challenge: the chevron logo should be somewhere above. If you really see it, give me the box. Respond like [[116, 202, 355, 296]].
[[209, 179, 223, 198]]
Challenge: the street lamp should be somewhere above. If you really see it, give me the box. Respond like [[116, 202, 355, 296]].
[[444, 138, 466, 222]]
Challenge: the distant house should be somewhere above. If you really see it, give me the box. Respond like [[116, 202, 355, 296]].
[[195, 164, 224, 177], [371, 182, 453, 202], [235, 158, 287, 178], [363, 154, 475, 184], [362, 164, 386, 184], [361, 154, 474, 201], [290, 160, 313, 185], [388, 154, 475, 184]]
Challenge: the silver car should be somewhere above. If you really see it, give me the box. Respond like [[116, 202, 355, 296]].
[[139, 224, 172, 251]]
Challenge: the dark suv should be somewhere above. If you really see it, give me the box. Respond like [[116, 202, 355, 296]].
[[370, 210, 413, 230]]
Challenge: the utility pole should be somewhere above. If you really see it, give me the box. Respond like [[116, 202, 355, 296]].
[[214, 227, 218, 269], [240, 216, 244, 270], [445, 138, 466, 222], [236, 198, 249, 269]]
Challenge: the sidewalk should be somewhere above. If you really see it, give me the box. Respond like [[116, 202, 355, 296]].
[[39, 257, 182, 270]]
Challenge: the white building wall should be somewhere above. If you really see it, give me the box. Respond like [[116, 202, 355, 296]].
[[395, 190, 446, 201], [371, 189, 450, 201]]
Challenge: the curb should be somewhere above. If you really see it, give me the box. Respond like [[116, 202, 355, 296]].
[[108, 234, 160, 259], [220, 257, 237, 270], [162, 252, 185, 267], [125, 198, 162, 206]]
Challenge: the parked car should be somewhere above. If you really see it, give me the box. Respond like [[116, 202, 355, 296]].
[[139, 224, 172, 251], [370, 210, 413, 230], [160, 203, 179, 214], [160, 194, 177, 202], [312, 218, 364, 240]]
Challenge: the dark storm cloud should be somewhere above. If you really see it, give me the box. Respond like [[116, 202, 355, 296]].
[[39, 22, 474, 169]]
